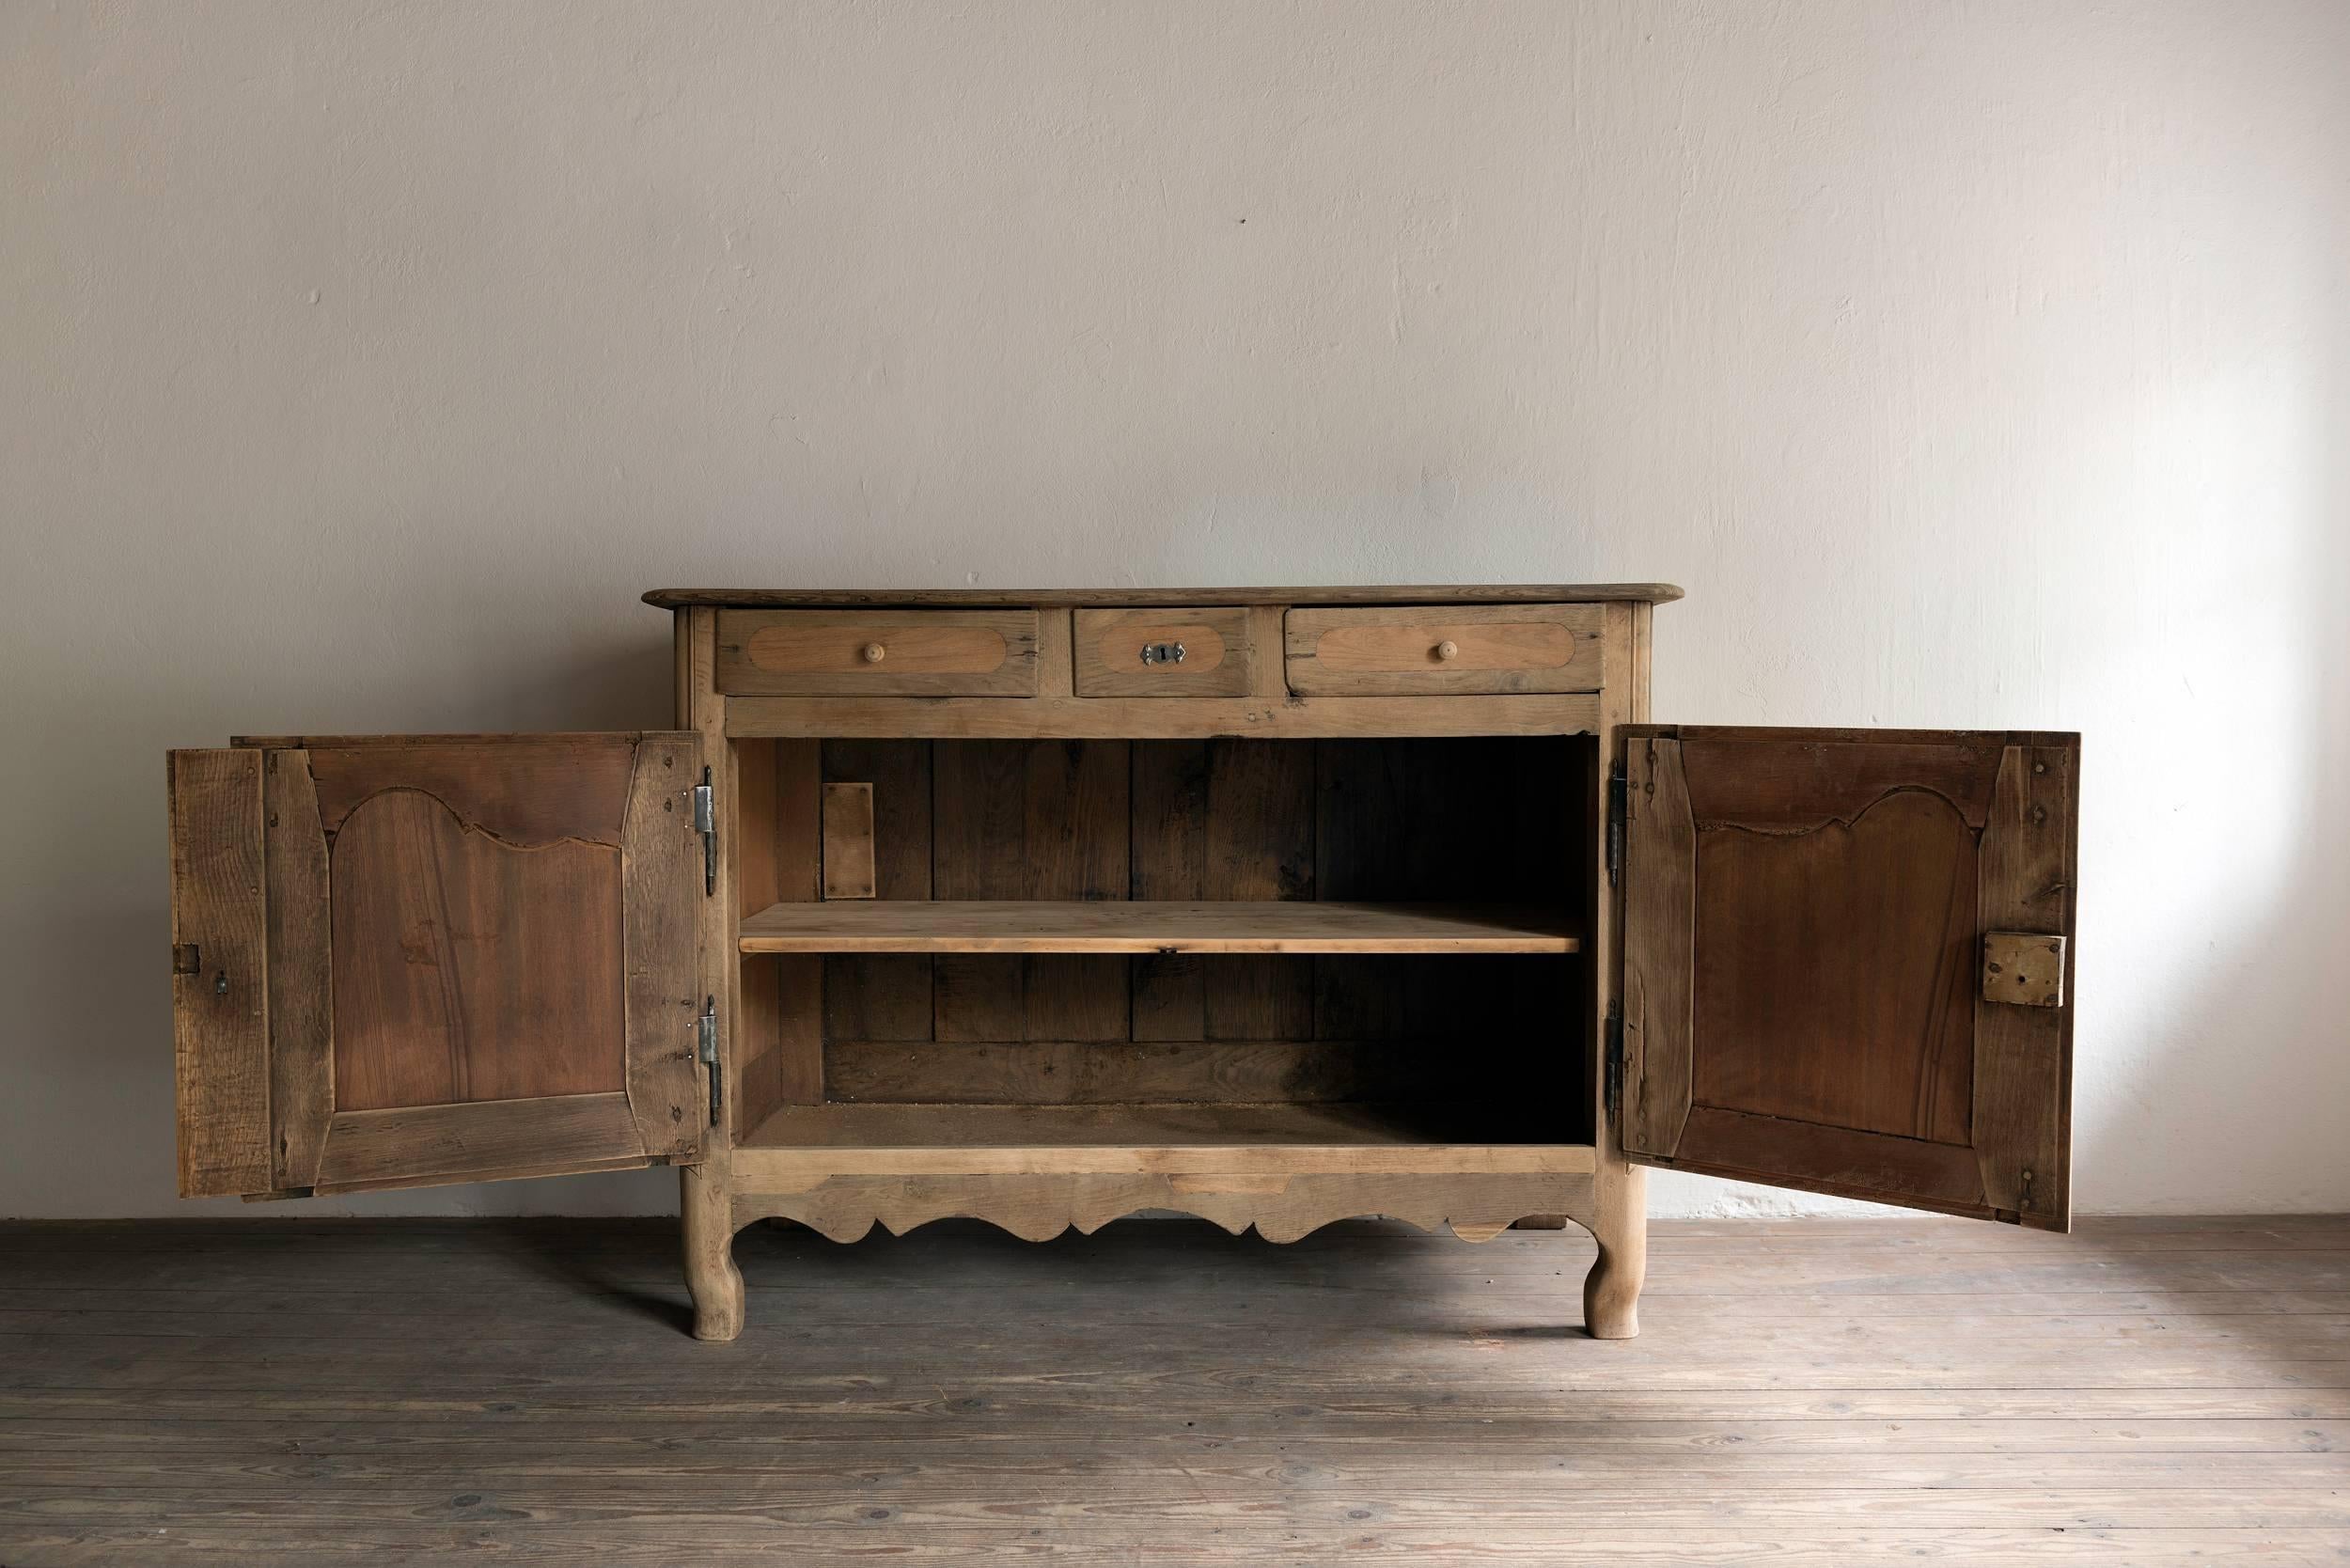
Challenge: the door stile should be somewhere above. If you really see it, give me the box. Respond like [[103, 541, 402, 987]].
[[622, 733, 708, 1163], [168, 748, 272, 1198], [1620, 732, 1695, 1160], [263, 749, 333, 1192], [1971, 739, 2077, 1227]]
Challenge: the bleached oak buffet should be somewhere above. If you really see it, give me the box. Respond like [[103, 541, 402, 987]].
[[166, 587, 2078, 1341]]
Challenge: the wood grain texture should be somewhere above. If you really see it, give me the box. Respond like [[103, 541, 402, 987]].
[[4, 1215, 2341, 1565], [1285, 604, 1606, 695], [1073, 606, 1254, 698], [1129, 740, 1315, 1041], [743, 899, 1577, 954], [328, 789, 625, 1109], [260, 750, 332, 1192], [1662, 1105, 1992, 1216], [818, 740, 934, 1043], [931, 740, 1129, 1043], [310, 1093, 646, 1193], [733, 740, 825, 1125], [819, 781, 876, 899], [1692, 785, 1978, 1144], [715, 609, 1039, 696], [735, 1172, 1595, 1244], [167, 749, 272, 1198], [824, 1038, 1440, 1105], [1972, 741, 2079, 1228], [724, 691, 1603, 741], [647, 582, 1688, 607], [1678, 732, 2006, 830], [730, 741, 781, 1131], [304, 737, 634, 843], [620, 733, 706, 1163]]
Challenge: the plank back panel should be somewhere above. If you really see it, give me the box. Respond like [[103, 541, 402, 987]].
[[730, 739, 824, 1126], [1314, 738, 1576, 1049], [932, 741, 1130, 1043], [1130, 741, 1315, 1042], [810, 735, 1583, 1125], [819, 740, 935, 1043]]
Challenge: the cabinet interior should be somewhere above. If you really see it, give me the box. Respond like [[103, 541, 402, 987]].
[[732, 735, 1597, 1152]]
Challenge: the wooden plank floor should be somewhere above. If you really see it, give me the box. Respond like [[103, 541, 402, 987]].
[[1, 1215, 2344, 1564]]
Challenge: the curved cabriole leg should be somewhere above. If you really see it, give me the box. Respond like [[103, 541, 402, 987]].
[[1582, 1162, 1647, 1340], [682, 1163, 744, 1342]]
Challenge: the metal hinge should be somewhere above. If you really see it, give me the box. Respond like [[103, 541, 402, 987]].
[[697, 996, 720, 1128], [1606, 768, 1628, 887], [1604, 1001, 1624, 1120], [689, 767, 716, 897]]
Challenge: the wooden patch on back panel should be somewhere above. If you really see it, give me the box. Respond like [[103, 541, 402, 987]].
[[822, 782, 877, 900], [821, 741, 934, 1043]]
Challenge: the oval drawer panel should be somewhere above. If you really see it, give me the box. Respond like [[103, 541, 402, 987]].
[[716, 610, 1039, 696], [1073, 607, 1254, 698], [1283, 604, 1605, 695]]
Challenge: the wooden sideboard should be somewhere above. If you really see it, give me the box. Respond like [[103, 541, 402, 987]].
[[167, 586, 2078, 1341]]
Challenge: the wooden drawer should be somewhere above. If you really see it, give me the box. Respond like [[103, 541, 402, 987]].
[[1073, 607, 1254, 698], [717, 610, 1039, 696], [1283, 604, 1605, 695]]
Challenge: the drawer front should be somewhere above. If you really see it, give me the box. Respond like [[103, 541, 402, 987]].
[[717, 610, 1040, 696], [1283, 604, 1606, 695], [1073, 607, 1254, 698]]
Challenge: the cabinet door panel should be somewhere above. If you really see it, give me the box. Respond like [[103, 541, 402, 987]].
[[168, 733, 707, 1199], [1620, 727, 2076, 1229]]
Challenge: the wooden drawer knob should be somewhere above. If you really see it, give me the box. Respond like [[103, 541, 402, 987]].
[[1434, 639, 1459, 662], [860, 642, 886, 665]]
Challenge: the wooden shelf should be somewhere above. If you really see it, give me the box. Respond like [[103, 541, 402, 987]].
[[732, 1102, 1597, 1181], [737, 900, 1578, 955]]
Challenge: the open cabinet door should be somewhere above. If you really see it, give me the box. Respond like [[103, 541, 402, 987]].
[[167, 733, 708, 1198], [1619, 728, 2076, 1229]]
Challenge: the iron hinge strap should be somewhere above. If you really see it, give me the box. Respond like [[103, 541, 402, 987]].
[[697, 996, 720, 1128], [690, 768, 716, 897], [1604, 1001, 1624, 1120], [1606, 768, 1627, 887]]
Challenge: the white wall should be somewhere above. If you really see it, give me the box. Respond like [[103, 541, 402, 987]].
[[3, 0, 2344, 1220]]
